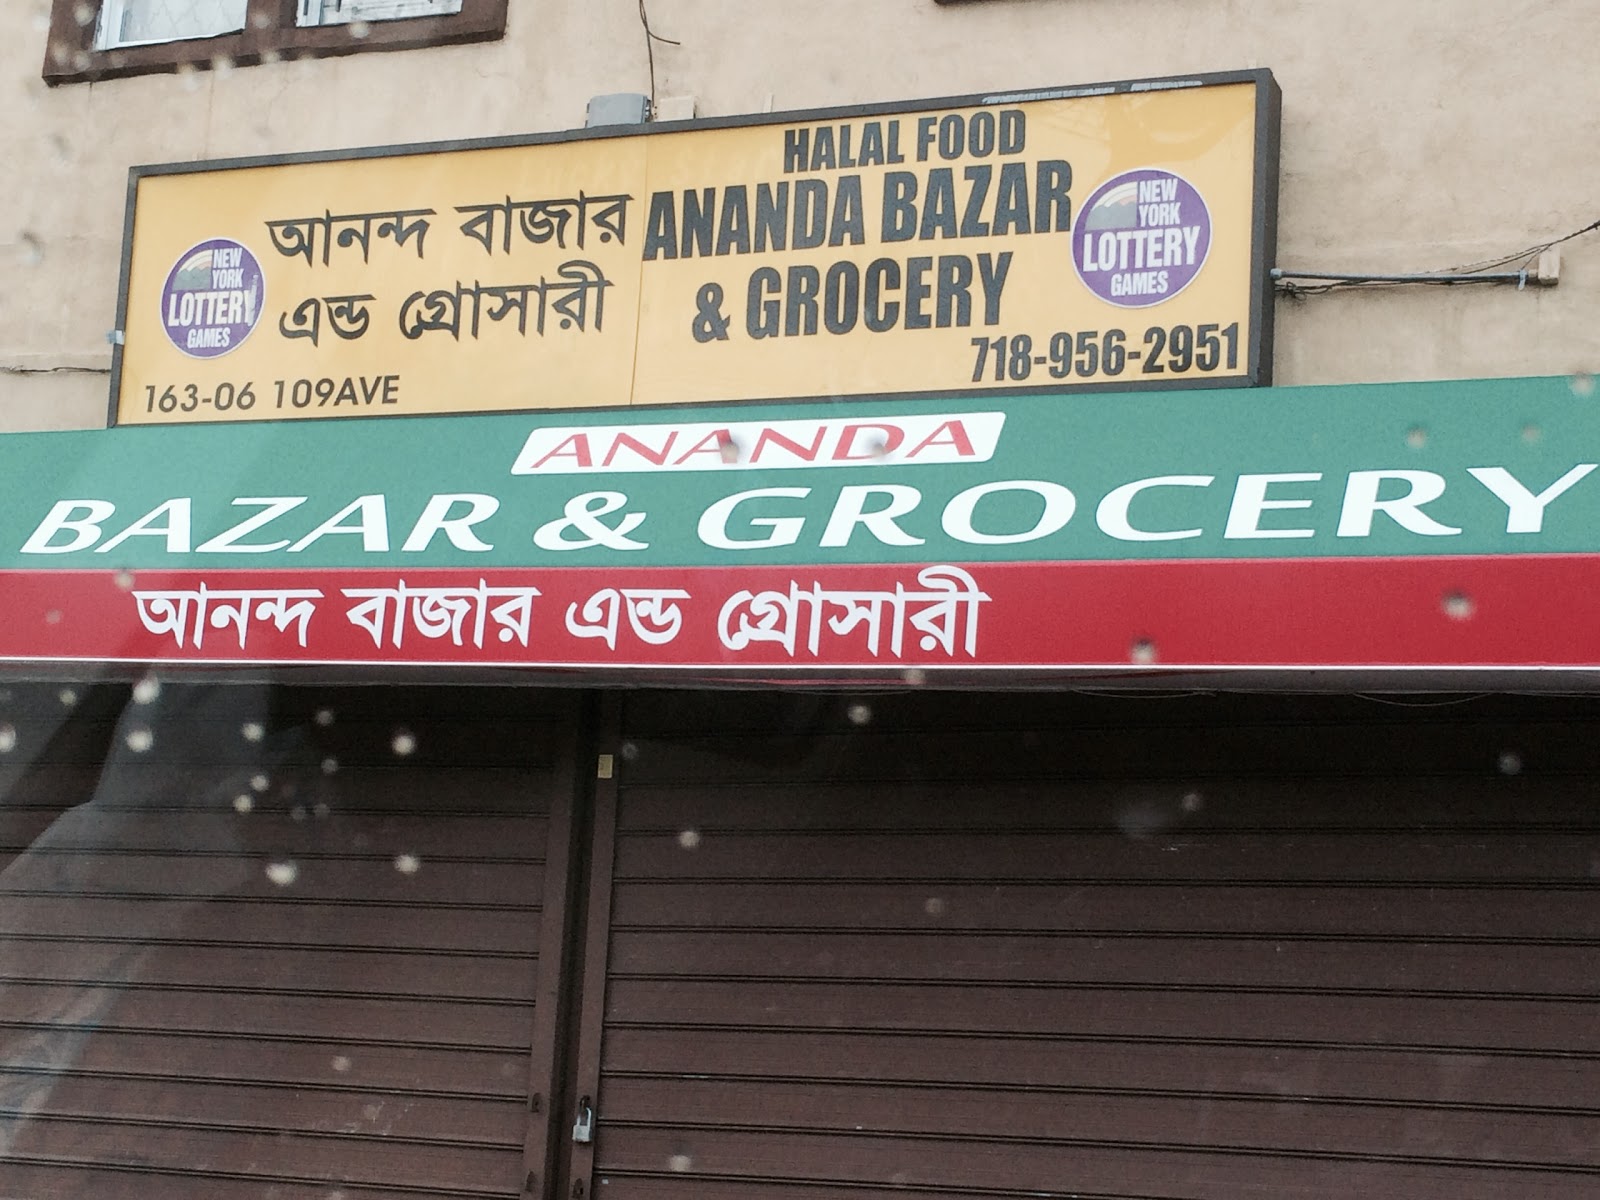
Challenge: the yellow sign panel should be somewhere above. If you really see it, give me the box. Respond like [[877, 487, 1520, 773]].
[[112, 71, 1279, 425]]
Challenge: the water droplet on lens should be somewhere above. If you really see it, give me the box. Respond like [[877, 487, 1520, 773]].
[[1571, 371, 1595, 398], [125, 727, 154, 753], [132, 675, 161, 704], [1497, 750, 1523, 776], [321, 757, 339, 775], [290, 805, 307, 822], [1521, 423, 1542, 443], [330, 1054, 352, 1072], [113, 569, 134, 590], [677, 828, 701, 850], [846, 702, 872, 726], [923, 896, 946, 916], [251, 773, 270, 792], [349, 19, 371, 38], [717, 434, 741, 464], [667, 1154, 693, 1173], [619, 741, 639, 761], [0, 724, 16, 754], [1116, 799, 1167, 839], [241, 721, 265, 742], [16, 232, 43, 267], [72, 2, 93, 25], [57, 688, 77, 707], [314, 707, 335, 726], [1404, 426, 1427, 449], [44, 609, 62, 624], [1442, 592, 1475, 620], [902, 667, 926, 686], [390, 729, 416, 757], [313, 802, 330, 820], [1181, 790, 1204, 813], [265, 859, 299, 886], [394, 853, 421, 874], [1130, 638, 1158, 665], [233, 794, 254, 814]]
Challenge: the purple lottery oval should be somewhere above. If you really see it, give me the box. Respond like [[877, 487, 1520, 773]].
[[1071, 168, 1212, 308], [159, 238, 265, 358]]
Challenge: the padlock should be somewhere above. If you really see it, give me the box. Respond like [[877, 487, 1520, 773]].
[[571, 1095, 595, 1144]]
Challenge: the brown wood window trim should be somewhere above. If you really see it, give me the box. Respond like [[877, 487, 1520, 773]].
[[42, 0, 507, 86]]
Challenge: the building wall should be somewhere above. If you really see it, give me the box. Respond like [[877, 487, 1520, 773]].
[[4, 0, 1595, 431]]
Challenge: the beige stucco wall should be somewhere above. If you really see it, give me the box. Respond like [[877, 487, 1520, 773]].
[[3, 0, 1595, 430]]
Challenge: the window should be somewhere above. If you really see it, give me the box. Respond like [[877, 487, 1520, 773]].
[[297, 0, 463, 27], [95, 0, 247, 50], [45, 0, 504, 85]]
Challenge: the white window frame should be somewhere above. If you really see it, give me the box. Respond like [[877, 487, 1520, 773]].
[[93, 0, 247, 49], [297, 0, 463, 26]]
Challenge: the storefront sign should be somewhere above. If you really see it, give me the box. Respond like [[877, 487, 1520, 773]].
[[6, 375, 1595, 675], [110, 71, 1280, 426]]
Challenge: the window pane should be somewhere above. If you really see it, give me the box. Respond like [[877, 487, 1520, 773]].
[[299, 0, 464, 28], [101, 0, 247, 48]]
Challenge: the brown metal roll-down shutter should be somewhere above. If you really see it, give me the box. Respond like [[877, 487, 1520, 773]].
[[579, 690, 1600, 1199], [0, 682, 576, 1199]]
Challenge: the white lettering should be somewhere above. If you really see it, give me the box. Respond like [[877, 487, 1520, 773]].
[[95, 498, 192, 555], [289, 495, 390, 553], [942, 480, 1075, 545], [697, 487, 811, 549], [1467, 464, 1597, 534], [195, 497, 307, 554], [1224, 473, 1322, 539], [1096, 475, 1215, 541], [20, 500, 116, 554], [818, 486, 926, 548], [401, 494, 500, 553], [1337, 471, 1461, 538]]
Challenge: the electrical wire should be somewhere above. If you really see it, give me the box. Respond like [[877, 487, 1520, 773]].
[[1275, 213, 1600, 296], [1354, 693, 1490, 708], [637, 1, 680, 118], [1448, 214, 1600, 274], [1275, 271, 1527, 296]]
